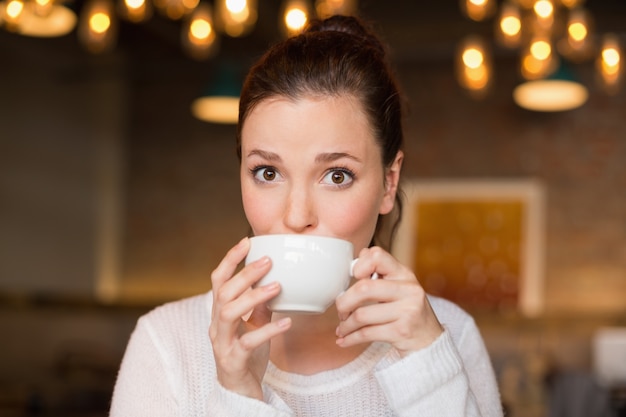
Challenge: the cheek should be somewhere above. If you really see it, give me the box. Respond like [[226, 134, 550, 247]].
[[241, 182, 271, 234], [328, 192, 383, 249]]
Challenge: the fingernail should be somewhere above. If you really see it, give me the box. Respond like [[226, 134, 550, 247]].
[[255, 256, 270, 268], [277, 317, 291, 328], [241, 310, 253, 322], [263, 281, 279, 292]]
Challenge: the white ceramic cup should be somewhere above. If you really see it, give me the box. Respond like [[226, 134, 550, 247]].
[[246, 234, 363, 314]]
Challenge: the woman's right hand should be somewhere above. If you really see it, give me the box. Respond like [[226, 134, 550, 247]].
[[209, 237, 292, 400]]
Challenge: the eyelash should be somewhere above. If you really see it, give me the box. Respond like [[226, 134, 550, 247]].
[[323, 166, 356, 188], [250, 165, 280, 183], [249, 165, 357, 187]]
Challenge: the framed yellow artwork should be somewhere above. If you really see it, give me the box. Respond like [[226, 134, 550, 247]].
[[393, 179, 545, 316]]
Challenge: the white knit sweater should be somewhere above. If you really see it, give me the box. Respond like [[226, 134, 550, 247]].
[[110, 292, 503, 416]]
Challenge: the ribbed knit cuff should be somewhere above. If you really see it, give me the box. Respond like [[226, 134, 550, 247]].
[[211, 381, 292, 417], [375, 329, 464, 409]]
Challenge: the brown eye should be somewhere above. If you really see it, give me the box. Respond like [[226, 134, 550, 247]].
[[331, 171, 345, 184], [263, 169, 276, 181], [252, 167, 282, 183], [322, 169, 354, 187]]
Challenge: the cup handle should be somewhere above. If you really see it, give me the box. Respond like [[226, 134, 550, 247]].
[[350, 258, 379, 280]]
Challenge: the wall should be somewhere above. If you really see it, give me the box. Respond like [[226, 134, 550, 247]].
[[399, 59, 626, 316], [115, 58, 626, 316], [1, 27, 625, 416]]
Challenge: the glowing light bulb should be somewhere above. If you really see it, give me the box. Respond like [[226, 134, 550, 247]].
[[125, 0, 145, 11], [596, 34, 622, 94], [521, 36, 556, 80], [78, 0, 117, 53], [463, 0, 495, 21], [182, 2, 217, 60], [568, 22, 587, 42], [190, 18, 211, 40], [281, 0, 309, 37], [285, 8, 306, 32], [226, 0, 245, 13], [215, 0, 256, 37], [496, 2, 521, 48], [119, 0, 152, 22], [530, 40, 551, 61], [463, 48, 484, 69], [501, 16, 521, 37], [456, 36, 492, 97], [602, 48, 620, 68], [534, 0, 553, 19], [89, 12, 111, 33], [6, 0, 24, 19]]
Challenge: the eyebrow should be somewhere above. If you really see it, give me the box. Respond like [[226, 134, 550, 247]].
[[246, 149, 362, 164], [246, 149, 282, 161], [315, 152, 362, 164]]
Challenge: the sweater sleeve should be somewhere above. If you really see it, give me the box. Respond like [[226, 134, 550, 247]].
[[375, 321, 503, 417], [375, 330, 481, 416], [110, 297, 295, 417], [206, 381, 294, 417], [109, 316, 180, 417]]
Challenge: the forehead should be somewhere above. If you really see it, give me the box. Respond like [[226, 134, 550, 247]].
[[241, 94, 374, 147]]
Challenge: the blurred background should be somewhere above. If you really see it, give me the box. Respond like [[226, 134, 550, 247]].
[[1, 0, 626, 415]]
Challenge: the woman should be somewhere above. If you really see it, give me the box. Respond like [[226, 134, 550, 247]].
[[110, 15, 503, 417]]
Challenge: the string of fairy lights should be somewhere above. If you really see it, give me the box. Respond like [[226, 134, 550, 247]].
[[455, 0, 623, 111], [0, 0, 357, 59]]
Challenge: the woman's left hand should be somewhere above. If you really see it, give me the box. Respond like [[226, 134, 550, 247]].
[[335, 246, 444, 356]]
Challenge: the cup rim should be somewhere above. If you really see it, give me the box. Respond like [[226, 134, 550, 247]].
[[249, 234, 351, 244]]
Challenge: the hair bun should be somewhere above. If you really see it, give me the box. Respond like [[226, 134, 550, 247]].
[[305, 15, 386, 57]]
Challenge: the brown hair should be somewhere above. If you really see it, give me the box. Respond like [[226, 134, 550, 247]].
[[236, 15, 405, 250]]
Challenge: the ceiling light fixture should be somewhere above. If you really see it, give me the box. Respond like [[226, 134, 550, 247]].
[[191, 62, 243, 124], [1, 0, 360, 125], [0, 0, 76, 37], [513, 63, 589, 111], [457, 0, 623, 112]]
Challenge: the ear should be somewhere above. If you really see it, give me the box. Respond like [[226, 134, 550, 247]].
[[379, 151, 404, 215]]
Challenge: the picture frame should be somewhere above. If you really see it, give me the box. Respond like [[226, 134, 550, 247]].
[[393, 179, 546, 316]]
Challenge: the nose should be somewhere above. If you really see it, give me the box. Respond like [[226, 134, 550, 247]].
[[283, 184, 318, 233]]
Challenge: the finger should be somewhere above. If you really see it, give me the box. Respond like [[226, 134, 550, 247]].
[[211, 257, 276, 343], [239, 317, 292, 353], [335, 301, 396, 338], [336, 279, 416, 321], [211, 252, 271, 324], [213, 281, 281, 341], [216, 256, 272, 306], [336, 321, 396, 348], [338, 316, 444, 353], [211, 237, 250, 292], [220, 280, 280, 324], [336, 298, 421, 348], [352, 247, 415, 283], [337, 299, 444, 353]]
